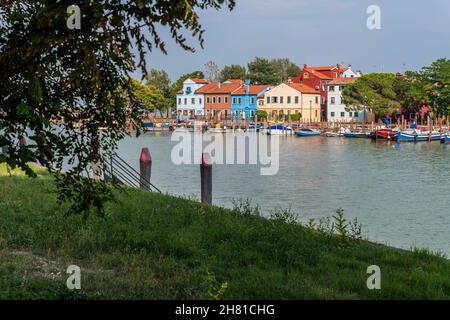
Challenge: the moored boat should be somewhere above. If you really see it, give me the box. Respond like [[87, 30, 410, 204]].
[[295, 128, 321, 137], [397, 130, 441, 142], [325, 131, 343, 137], [265, 125, 294, 135], [344, 131, 370, 139], [441, 133, 450, 144], [370, 128, 397, 140]]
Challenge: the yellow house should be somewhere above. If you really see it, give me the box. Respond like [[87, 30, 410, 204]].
[[258, 83, 321, 122]]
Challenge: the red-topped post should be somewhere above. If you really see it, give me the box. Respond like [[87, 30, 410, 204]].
[[140, 147, 152, 190], [200, 153, 212, 204]]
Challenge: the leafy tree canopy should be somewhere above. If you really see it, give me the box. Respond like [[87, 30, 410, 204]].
[[247, 57, 281, 85], [220, 64, 246, 82], [0, 0, 235, 216]]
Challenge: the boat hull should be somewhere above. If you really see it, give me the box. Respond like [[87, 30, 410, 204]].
[[295, 130, 321, 137], [441, 134, 450, 144], [344, 132, 370, 139], [370, 129, 397, 140], [397, 131, 441, 142]]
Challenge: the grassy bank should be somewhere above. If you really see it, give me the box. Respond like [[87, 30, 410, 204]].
[[0, 164, 449, 299]]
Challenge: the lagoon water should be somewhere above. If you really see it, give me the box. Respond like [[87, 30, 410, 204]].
[[117, 132, 450, 256]]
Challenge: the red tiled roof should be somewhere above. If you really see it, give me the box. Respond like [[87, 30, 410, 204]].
[[195, 82, 241, 94], [328, 77, 358, 85], [287, 83, 320, 94], [232, 85, 270, 95], [190, 78, 208, 84]]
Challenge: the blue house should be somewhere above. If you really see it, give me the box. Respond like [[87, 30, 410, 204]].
[[230, 80, 270, 120]]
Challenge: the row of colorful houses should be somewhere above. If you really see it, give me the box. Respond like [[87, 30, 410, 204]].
[[176, 64, 365, 122]]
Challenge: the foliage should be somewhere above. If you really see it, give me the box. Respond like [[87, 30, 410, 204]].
[[131, 80, 166, 113], [290, 112, 301, 121], [145, 69, 173, 113], [2, 170, 450, 299], [220, 64, 247, 82], [416, 58, 450, 116], [0, 0, 235, 216], [247, 57, 281, 85], [342, 74, 402, 116], [270, 58, 301, 82], [203, 270, 228, 300], [257, 110, 268, 119]]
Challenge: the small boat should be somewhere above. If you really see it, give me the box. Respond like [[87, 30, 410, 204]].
[[441, 133, 450, 144], [265, 125, 294, 135], [295, 128, 321, 137], [397, 130, 441, 142], [370, 129, 397, 140], [325, 130, 344, 137], [344, 131, 370, 139]]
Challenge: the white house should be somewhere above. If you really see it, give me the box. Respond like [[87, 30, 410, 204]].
[[327, 77, 369, 122], [176, 78, 208, 119], [341, 65, 362, 78]]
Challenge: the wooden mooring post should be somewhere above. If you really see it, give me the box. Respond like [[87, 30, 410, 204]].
[[139, 147, 152, 190], [200, 153, 212, 205]]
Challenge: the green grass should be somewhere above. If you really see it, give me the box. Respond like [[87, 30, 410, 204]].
[[0, 163, 450, 299]]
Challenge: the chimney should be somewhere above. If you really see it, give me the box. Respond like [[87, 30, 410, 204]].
[[245, 80, 250, 95], [303, 64, 307, 69], [218, 83, 221, 89], [287, 77, 292, 84]]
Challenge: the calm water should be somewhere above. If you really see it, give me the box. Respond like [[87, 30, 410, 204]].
[[117, 132, 450, 255]]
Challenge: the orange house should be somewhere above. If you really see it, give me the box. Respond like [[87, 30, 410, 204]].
[[196, 80, 243, 120]]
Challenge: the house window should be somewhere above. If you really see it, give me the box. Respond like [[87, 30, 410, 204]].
[[191, 98, 195, 104], [218, 97, 221, 104], [321, 97, 325, 104], [224, 110, 228, 117], [329, 86, 335, 92], [259, 100, 264, 106], [207, 97, 210, 104], [213, 110, 216, 116], [340, 112, 345, 117], [354, 112, 359, 117], [178, 98, 181, 105], [330, 97, 335, 104], [225, 97, 228, 104], [213, 97, 216, 104], [232, 97, 236, 104], [280, 96, 284, 104], [287, 96, 291, 104], [279, 110, 284, 115], [331, 112, 335, 117], [267, 96, 270, 104], [250, 97, 255, 104], [295, 96, 299, 104], [349, 112, 352, 117], [315, 110, 318, 117], [238, 97, 241, 104], [186, 87, 192, 94], [272, 97, 278, 103], [184, 98, 187, 105], [315, 96, 319, 104], [199, 98, 202, 105]]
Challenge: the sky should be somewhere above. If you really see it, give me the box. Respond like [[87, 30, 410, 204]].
[[137, 0, 450, 81]]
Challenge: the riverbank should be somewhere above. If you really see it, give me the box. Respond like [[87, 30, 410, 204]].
[[1, 164, 450, 299]]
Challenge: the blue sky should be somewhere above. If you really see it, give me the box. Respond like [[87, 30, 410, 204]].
[[138, 0, 450, 81]]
